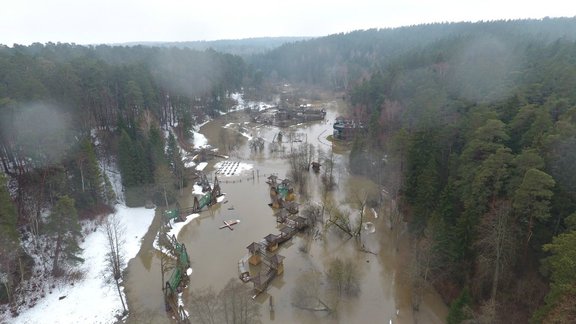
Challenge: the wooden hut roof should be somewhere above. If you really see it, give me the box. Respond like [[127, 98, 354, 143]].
[[246, 242, 260, 253], [264, 234, 278, 243], [280, 226, 293, 234]]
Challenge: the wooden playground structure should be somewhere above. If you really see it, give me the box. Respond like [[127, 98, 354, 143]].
[[159, 173, 223, 323], [162, 233, 191, 323], [163, 175, 222, 223]]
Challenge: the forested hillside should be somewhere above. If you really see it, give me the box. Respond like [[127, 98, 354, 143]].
[[123, 37, 312, 56], [251, 18, 576, 91], [253, 18, 576, 323], [0, 43, 250, 306]]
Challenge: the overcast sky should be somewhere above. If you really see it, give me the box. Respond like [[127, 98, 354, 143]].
[[1, 0, 575, 45]]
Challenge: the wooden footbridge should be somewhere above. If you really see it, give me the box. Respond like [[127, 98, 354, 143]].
[[237, 177, 309, 296]]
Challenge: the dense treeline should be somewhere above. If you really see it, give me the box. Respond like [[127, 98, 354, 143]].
[[0, 42, 248, 192], [251, 18, 576, 91], [0, 43, 248, 304], [333, 22, 576, 323], [130, 36, 312, 56]]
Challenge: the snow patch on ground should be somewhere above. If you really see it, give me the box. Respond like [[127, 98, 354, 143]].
[[192, 131, 208, 148], [223, 122, 253, 140], [103, 164, 124, 204], [195, 162, 208, 171], [183, 158, 196, 169], [10, 205, 154, 324], [192, 184, 204, 195], [230, 92, 274, 112], [153, 213, 200, 254]]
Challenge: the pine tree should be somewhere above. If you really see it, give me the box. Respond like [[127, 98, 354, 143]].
[[166, 132, 186, 190], [118, 130, 135, 187], [74, 138, 104, 209], [46, 195, 83, 276]]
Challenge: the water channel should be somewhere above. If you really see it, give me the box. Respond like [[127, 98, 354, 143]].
[[124, 97, 448, 324]]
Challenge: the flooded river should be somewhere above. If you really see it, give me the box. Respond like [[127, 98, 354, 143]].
[[124, 98, 448, 323]]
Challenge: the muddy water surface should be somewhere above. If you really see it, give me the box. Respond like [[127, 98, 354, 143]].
[[124, 99, 448, 323]]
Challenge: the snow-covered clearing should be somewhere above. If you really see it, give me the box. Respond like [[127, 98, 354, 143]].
[[191, 131, 208, 148], [10, 205, 154, 324]]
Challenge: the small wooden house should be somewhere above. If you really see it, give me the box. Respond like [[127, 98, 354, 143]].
[[264, 234, 279, 252], [247, 242, 262, 265]]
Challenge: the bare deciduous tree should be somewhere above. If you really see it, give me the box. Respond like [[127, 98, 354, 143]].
[[188, 279, 261, 324], [188, 287, 219, 324], [102, 213, 127, 315], [291, 271, 333, 313], [220, 279, 261, 324], [409, 232, 440, 312], [474, 200, 517, 303], [157, 225, 175, 291], [326, 258, 361, 298]]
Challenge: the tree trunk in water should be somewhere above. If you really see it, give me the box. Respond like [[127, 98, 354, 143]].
[[115, 278, 127, 313]]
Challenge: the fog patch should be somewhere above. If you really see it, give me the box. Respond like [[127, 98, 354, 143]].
[[449, 36, 521, 103], [2, 102, 73, 167], [152, 49, 223, 98]]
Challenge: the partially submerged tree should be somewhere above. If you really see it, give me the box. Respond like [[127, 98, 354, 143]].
[[291, 270, 333, 313], [188, 286, 219, 324], [157, 225, 176, 291], [187, 279, 261, 324], [219, 279, 261, 324], [326, 258, 361, 298]]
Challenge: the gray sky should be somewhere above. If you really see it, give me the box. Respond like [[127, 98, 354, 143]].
[[1, 0, 574, 45]]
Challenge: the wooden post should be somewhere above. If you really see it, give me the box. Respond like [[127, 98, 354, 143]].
[[269, 295, 274, 312]]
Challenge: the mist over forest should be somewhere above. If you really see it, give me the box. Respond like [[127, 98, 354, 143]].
[[1, 17, 576, 323]]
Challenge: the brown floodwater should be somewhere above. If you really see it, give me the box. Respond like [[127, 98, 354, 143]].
[[124, 98, 448, 324]]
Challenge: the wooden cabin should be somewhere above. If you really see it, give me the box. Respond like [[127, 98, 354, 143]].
[[264, 234, 279, 252], [247, 242, 262, 265]]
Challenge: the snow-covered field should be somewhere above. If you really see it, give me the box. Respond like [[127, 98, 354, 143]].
[[10, 205, 155, 324], [230, 92, 275, 112]]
